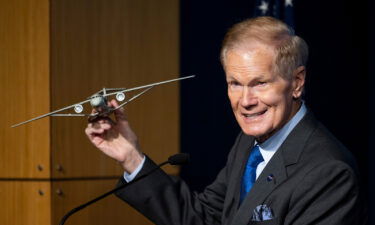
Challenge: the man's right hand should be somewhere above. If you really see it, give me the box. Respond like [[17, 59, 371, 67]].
[[85, 99, 144, 174]]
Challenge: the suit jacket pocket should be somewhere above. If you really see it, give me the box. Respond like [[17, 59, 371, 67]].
[[248, 218, 280, 225]]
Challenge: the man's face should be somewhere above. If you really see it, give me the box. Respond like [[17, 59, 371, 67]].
[[224, 45, 304, 142]]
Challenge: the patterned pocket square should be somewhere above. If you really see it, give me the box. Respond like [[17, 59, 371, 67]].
[[251, 204, 274, 221]]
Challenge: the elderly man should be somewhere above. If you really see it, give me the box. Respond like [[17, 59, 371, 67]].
[[85, 17, 365, 225]]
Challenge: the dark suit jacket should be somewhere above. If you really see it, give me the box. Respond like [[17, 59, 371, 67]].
[[115, 112, 366, 225]]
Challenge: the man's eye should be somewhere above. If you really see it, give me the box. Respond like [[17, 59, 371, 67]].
[[229, 81, 240, 86], [257, 81, 267, 86], [228, 81, 243, 91]]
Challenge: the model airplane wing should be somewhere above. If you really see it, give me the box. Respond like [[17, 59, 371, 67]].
[[11, 75, 195, 128]]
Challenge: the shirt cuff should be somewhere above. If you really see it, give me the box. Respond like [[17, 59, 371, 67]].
[[123, 156, 146, 182]]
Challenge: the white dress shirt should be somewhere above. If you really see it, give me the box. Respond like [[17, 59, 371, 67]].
[[123, 156, 146, 182]]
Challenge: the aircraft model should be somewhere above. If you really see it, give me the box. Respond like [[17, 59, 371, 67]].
[[11, 75, 195, 128]]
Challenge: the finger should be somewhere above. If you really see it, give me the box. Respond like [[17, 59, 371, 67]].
[[85, 126, 105, 136], [108, 99, 119, 108], [85, 121, 112, 135], [93, 123, 113, 131], [88, 115, 114, 124], [109, 99, 128, 122]]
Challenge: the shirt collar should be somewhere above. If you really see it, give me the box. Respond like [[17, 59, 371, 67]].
[[256, 102, 307, 164]]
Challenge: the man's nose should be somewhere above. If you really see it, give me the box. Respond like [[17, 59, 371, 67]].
[[240, 87, 257, 107]]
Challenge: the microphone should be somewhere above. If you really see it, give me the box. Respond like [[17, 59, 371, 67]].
[[59, 153, 189, 225], [168, 153, 189, 165]]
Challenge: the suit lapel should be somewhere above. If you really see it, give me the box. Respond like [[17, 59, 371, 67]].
[[230, 149, 287, 225], [224, 134, 254, 224], [279, 111, 317, 166]]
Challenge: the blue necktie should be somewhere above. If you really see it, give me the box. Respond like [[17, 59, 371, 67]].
[[240, 144, 264, 203]]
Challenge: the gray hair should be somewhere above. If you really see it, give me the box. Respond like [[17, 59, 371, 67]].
[[221, 16, 309, 79]]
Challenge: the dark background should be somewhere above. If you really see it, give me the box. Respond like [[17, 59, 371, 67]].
[[179, 0, 374, 223]]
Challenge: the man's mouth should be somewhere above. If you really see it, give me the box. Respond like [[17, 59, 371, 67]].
[[241, 109, 267, 119]]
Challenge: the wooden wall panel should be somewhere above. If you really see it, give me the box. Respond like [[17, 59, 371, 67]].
[[1, 0, 180, 224], [0, 181, 51, 225], [51, 179, 152, 225], [50, 0, 180, 178], [0, 0, 50, 178]]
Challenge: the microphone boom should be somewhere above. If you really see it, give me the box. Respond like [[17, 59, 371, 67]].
[[58, 153, 189, 225]]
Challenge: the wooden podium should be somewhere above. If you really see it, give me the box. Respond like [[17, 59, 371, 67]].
[[0, 0, 180, 224]]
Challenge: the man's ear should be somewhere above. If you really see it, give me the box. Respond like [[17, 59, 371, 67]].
[[292, 66, 306, 99]]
